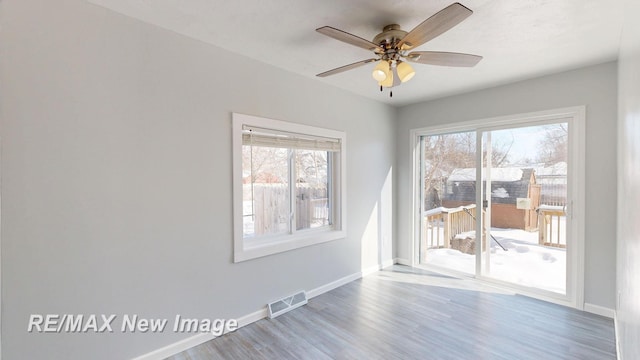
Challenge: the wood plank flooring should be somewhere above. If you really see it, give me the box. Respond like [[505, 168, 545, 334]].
[[168, 266, 616, 360]]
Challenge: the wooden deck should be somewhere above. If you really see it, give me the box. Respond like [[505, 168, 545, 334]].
[[424, 204, 478, 249], [538, 205, 567, 248], [168, 266, 616, 360]]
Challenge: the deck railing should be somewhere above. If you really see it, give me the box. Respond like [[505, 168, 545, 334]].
[[424, 204, 477, 249], [538, 205, 566, 248]]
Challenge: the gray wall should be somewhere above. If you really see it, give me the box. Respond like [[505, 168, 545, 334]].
[[396, 62, 618, 310], [0, 0, 395, 359], [616, 0, 640, 357]]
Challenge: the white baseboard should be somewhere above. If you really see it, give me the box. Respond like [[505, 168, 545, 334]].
[[394, 258, 412, 266], [584, 303, 615, 318], [360, 259, 395, 277], [131, 307, 266, 360], [237, 308, 269, 328], [381, 258, 395, 269], [614, 311, 621, 360], [306, 272, 362, 299], [133, 261, 395, 360]]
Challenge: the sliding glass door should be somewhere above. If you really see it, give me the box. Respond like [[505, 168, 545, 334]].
[[418, 131, 477, 275], [415, 110, 582, 304], [481, 124, 568, 294]]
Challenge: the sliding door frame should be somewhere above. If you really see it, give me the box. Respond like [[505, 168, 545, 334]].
[[410, 106, 586, 309]]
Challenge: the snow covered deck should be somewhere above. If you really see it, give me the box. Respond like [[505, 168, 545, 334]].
[[425, 227, 566, 294], [422, 205, 567, 294]]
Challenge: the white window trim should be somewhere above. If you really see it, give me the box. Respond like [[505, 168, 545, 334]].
[[232, 113, 347, 262], [409, 106, 586, 310]]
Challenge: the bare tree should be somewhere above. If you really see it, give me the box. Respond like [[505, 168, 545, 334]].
[[243, 146, 328, 186], [242, 146, 288, 183], [294, 150, 327, 186], [422, 133, 513, 208], [536, 124, 568, 165]]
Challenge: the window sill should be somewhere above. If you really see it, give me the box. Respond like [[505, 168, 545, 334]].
[[234, 229, 346, 262]]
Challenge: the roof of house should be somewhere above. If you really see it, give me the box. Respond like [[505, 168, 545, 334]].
[[445, 168, 535, 205]]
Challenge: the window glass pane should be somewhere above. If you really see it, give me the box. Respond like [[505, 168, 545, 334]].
[[421, 132, 477, 275], [242, 145, 290, 237], [295, 150, 330, 230], [482, 123, 568, 294]]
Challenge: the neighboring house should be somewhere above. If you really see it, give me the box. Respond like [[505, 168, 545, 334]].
[[443, 167, 540, 231]]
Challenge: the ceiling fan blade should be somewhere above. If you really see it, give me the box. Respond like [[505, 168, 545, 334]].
[[316, 26, 384, 53], [398, 3, 473, 50], [406, 51, 482, 67], [316, 58, 379, 77]]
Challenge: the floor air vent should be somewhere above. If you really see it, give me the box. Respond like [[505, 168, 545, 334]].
[[268, 291, 308, 318]]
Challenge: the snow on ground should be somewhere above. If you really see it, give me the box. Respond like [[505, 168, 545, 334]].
[[425, 226, 566, 294]]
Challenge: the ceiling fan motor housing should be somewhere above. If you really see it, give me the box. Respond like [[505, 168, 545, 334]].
[[372, 24, 408, 50]]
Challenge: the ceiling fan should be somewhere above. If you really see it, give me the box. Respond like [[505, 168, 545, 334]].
[[316, 2, 482, 97]]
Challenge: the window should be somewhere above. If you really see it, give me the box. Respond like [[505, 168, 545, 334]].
[[232, 113, 346, 262]]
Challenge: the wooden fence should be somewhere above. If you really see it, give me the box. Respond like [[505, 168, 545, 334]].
[[250, 184, 288, 236], [296, 195, 329, 230], [246, 184, 328, 235], [540, 184, 567, 207]]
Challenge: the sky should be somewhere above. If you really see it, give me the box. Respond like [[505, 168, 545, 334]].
[[489, 122, 566, 165]]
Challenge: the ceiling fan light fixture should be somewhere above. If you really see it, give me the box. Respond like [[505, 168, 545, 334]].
[[379, 67, 394, 87], [372, 61, 389, 81], [397, 61, 416, 82]]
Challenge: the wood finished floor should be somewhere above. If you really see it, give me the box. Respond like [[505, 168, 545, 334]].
[[168, 266, 616, 360]]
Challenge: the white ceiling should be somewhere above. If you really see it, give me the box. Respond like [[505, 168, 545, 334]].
[[87, 0, 624, 106]]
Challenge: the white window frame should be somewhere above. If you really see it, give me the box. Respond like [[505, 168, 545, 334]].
[[232, 113, 347, 262]]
